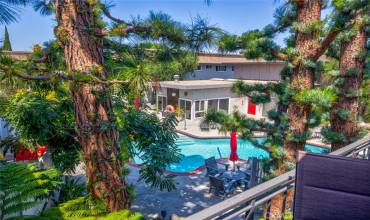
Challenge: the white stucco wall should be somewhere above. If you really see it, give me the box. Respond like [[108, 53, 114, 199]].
[[157, 86, 277, 120]]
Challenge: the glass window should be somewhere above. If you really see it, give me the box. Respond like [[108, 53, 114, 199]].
[[185, 100, 191, 119], [196, 65, 202, 71], [158, 96, 167, 111], [207, 99, 218, 111], [216, 65, 227, 72], [195, 100, 205, 118], [219, 98, 229, 113], [231, 66, 235, 71], [206, 65, 212, 69]]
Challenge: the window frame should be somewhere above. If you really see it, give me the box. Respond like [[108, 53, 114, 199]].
[[194, 100, 206, 118], [216, 65, 227, 72]]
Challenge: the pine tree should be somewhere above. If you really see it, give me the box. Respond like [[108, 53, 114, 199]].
[[327, 13, 368, 150], [2, 26, 12, 51], [218, 0, 367, 163]]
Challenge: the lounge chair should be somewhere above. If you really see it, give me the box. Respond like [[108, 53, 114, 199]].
[[208, 175, 235, 199], [200, 121, 210, 131], [205, 157, 229, 176]]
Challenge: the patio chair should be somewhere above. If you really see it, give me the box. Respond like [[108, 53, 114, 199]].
[[200, 121, 210, 131], [208, 175, 235, 199], [237, 157, 260, 187], [293, 152, 370, 220], [205, 157, 229, 176]]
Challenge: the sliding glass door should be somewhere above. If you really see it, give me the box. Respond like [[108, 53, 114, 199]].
[[179, 99, 192, 120]]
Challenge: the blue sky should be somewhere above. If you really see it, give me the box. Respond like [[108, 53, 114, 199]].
[[5, 0, 283, 51]]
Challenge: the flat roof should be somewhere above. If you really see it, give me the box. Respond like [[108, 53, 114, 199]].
[[197, 53, 284, 64], [160, 79, 275, 90]]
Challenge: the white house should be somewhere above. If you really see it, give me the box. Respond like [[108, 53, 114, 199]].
[[156, 79, 278, 121], [155, 53, 283, 122]]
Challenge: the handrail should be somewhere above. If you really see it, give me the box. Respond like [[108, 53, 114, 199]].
[[185, 135, 370, 220]]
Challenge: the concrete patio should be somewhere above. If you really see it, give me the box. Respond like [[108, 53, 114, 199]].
[[71, 162, 246, 219], [128, 166, 222, 219]]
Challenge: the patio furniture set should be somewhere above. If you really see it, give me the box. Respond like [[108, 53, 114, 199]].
[[205, 157, 258, 199]]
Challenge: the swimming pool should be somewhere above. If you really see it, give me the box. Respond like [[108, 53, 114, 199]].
[[133, 134, 329, 173]]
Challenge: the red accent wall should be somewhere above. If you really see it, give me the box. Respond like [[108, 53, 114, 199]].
[[247, 97, 256, 115]]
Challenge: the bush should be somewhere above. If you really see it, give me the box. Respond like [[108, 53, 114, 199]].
[[26, 197, 145, 220]]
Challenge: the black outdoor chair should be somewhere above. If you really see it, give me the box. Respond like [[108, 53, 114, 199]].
[[208, 175, 235, 199], [237, 157, 260, 188], [293, 152, 370, 220], [205, 157, 229, 176]]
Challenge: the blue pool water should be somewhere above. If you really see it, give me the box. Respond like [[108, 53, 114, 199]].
[[134, 134, 329, 173]]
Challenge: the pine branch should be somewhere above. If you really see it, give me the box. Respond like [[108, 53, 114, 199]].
[[0, 66, 129, 85], [312, 28, 343, 60], [101, 5, 126, 24]]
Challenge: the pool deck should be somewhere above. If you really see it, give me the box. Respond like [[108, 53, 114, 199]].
[[71, 163, 244, 219], [176, 120, 331, 149], [129, 166, 224, 219]]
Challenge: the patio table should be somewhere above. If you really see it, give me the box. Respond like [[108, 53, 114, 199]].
[[220, 170, 246, 182], [220, 170, 250, 190]]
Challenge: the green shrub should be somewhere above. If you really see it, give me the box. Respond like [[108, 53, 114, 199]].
[[34, 197, 144, 220], [57, 177, 86, 204]]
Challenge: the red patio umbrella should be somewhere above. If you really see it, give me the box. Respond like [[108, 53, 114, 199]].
[[229, 131, 238, 170], [135, 96, 140, 111]]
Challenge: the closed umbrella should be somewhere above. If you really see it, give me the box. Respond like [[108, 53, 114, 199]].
[[229, 131, 238, 171], [135, 96, 140, 111]]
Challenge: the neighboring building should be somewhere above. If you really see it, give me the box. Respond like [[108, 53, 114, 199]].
[[157, 79, 278, 121], [185, 53, 285, 81], [1, 51, 32, 60], [156, 53, 283, 122]]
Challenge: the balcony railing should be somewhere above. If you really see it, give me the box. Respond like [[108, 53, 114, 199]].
[[185, 135, 370, 220]]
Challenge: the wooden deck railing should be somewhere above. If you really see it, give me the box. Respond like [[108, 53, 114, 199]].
[[185, 135, 370, 220]]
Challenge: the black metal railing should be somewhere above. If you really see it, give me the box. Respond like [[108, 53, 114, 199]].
[[185, 135, 370, 220]]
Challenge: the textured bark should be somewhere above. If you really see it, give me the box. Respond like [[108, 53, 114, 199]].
[[271, 1, 323, 217], [284, 0, 321, 162], [330, 20, 366, 151], [54, 0, 130, 210]]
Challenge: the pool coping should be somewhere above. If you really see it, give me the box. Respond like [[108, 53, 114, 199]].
[[129, 131, 332, 176], [176, 130, 332, 149], [128, 158, 234, 176]]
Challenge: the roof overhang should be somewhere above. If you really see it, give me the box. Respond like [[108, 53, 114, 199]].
[[160, 79, 276, 90]]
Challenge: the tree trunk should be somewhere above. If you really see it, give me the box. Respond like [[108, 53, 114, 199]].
[[54, 0, 130, 210], [270, 1, 322, 218], [284, 0, 321, 162], [330, 19, 366, 151]]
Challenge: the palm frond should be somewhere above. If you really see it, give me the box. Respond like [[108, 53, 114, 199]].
[[32, 0, 54, 16]]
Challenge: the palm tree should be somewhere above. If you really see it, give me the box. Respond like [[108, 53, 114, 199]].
[[123, 60, 151, 111], [205, 110, 245, 169]]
